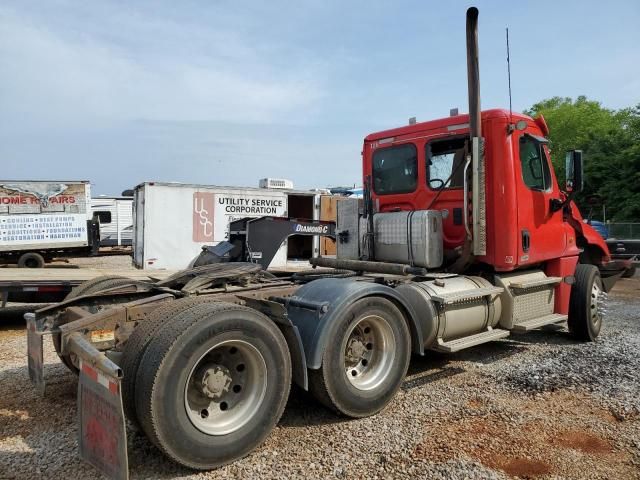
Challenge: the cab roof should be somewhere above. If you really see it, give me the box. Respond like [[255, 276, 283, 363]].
[[364, 109, 534, 142]]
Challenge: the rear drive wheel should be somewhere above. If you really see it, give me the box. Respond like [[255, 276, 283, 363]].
[[121, 296, 224, 427], [17, 252, 45, 268], [54, 276, 134, 373], [135, 302, 291, 469], [568, 264, 605, 341], [308, 297, 411, 418]]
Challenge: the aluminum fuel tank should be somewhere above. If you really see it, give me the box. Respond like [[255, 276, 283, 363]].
[[373, 210, 443, 268], [395, 275, 502, 348]]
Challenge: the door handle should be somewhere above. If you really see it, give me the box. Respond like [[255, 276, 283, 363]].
[[521, 229, 530, 253]]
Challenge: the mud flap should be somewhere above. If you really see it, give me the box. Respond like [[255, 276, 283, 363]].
[[78, 359, 129, 480], [26, 314, 46, 396]]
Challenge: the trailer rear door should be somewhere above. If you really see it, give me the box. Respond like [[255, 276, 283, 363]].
[[319, 195, 341, 256], [117, 199, 133, 246], [133, 187, 145, 267]]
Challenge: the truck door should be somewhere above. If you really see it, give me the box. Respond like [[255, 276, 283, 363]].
[[515, 133, 566, 265], [424, 136, 467, 249]]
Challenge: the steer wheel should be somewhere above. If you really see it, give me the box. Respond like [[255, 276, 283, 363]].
[[568, 264, 606, 342]]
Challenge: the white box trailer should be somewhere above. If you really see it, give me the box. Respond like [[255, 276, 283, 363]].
[[133, 182, 325, 270], [0, 180, 98, 267], [91, 196, 134, 247]]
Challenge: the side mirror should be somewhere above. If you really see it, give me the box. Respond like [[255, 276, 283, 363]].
[[565, 150, 584, 193]]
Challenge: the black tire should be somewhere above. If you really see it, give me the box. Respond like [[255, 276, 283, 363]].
[[17, 252, 45, 268], [622, 265, 636, 278], [308, 297, 411, 418], [135, 302, 291, 469], [55, 276, 134, 373], [568, 264, 603, 342], [121, 296, 225, 427], [66, 275, 129, 300]]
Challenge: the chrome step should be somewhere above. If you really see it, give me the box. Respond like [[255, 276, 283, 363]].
[[434, 328, 510, 353], [509, 276, 562, 290], [511, 313, 568, 333], [431, 286, 504, 305]]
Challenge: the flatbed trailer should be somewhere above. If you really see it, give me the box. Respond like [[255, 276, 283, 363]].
[[0, 268, 174, 308]]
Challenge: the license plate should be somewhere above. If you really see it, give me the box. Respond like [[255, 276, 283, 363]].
[[90, 329, 116, 343], [78, 359, 129, 480]]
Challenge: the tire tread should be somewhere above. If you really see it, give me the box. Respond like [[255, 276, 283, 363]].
[[66, 275, 129, 299], [121, 296, 224, 425], [568, 264, 600, 341], [308, 297, 410, 418], [135, 302, 290, 469], [18, 252, 45, 268]]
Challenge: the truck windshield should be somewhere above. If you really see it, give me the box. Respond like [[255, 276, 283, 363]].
[[372, 144, 418, 195]]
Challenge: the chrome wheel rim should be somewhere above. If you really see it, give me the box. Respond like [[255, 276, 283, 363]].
[[343, 315, 395, 391], [591, 280, 606, 328], [184, 340, 267, 435]]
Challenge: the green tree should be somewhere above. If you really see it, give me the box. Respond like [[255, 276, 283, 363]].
[[585, 107, 640, 221], [525, 97, 640, 222]]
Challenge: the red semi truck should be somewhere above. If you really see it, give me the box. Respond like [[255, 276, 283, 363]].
[[26, 8, 626, 479]]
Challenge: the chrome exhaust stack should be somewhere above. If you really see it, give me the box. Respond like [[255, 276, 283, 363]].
[[466, 7, 481, 139], [466, 7, 486, 257]]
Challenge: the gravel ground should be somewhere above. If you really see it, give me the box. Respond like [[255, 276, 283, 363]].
[[0, 275, 638, 479]]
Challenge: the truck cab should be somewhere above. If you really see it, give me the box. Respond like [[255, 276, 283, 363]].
[[363, 109, 612, 278]]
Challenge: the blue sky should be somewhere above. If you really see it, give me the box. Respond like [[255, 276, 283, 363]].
[[1, 1, 639, 195]]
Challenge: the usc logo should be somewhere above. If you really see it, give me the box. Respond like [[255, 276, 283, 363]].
[[193, 193, 214, 242]]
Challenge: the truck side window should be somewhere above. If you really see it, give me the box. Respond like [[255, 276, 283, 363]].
[[426, 137, 466, 189], [372, 143, 418, 194], [519, 135, 551, 191]]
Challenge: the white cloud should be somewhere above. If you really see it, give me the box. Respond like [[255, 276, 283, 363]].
[[0, 5, 326, 128]]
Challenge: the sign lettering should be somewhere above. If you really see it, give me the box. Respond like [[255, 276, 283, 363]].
[[295, 224, 328, 234], [212, 194, 287, 242]]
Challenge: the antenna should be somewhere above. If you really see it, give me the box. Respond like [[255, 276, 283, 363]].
[[506, 27, 513, 125]]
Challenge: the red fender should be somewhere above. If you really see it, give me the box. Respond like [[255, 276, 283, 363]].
[[566, 201, 610, 263]]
